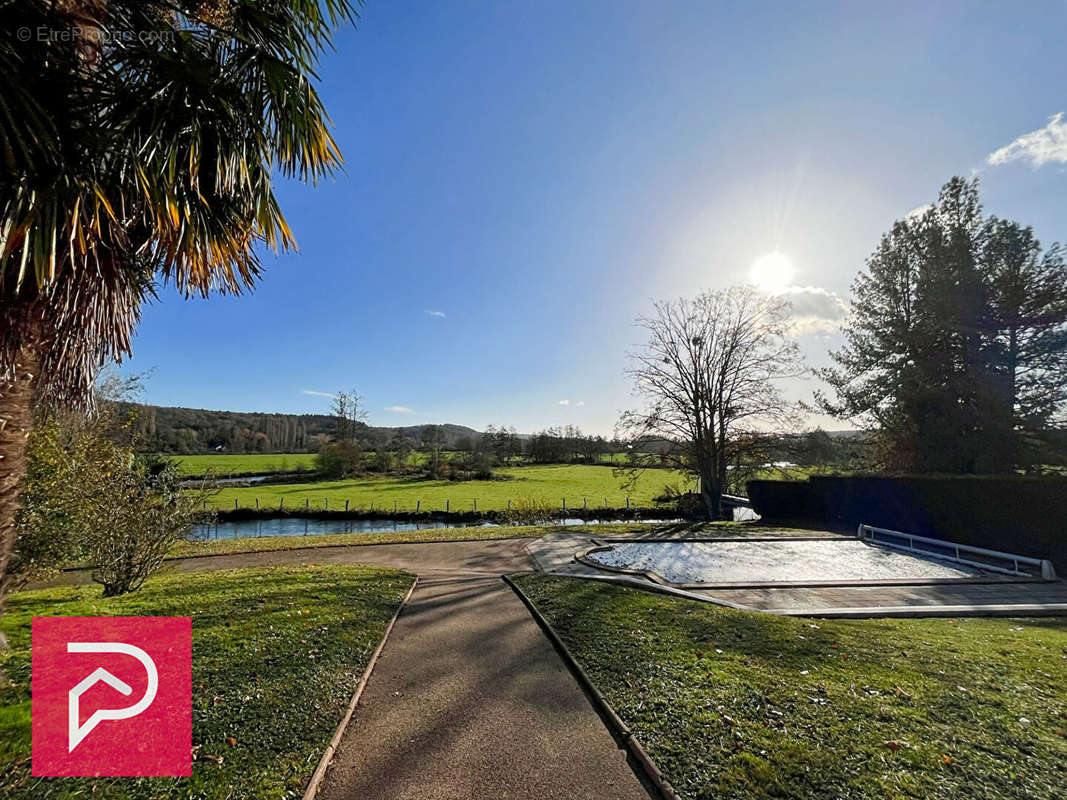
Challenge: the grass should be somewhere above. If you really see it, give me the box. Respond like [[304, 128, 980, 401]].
[[169, 453, 317, 477], [511, 574, 1067, 800], [0, 565, 413, 799], [207, 463, 696, 511]]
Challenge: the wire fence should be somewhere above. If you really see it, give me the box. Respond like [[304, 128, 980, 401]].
[[209, 495, 644, 513]]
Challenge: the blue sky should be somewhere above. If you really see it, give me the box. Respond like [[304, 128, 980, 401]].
[[125, 0, 1067, 434]]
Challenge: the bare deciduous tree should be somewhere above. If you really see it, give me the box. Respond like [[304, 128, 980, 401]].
[[331, 389, 367, 442], [619, 286, 803, 519]]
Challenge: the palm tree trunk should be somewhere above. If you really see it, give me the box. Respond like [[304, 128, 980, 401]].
[[0, 340, 38, 640]]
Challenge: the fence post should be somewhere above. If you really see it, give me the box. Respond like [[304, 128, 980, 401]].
[[345, 499, 350, 511], [583, 497, 587, 509], [394, 500, 397, 513], [325, 498, 328, 510], [279, 497, 284, 511], [255, 498, 259, 510], [416, 500, 421, 512], [626, 496, 630, 508], [562, 498, 566, 510], [370, 501, 374, 512], [305, 497, 309, 510], [446, 499, 450, 512], [473, 498, 477, 511], [234, 499, 238, 510], [507, 499, 511, 510]]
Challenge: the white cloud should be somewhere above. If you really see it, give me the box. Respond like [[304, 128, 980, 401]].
[[577, 400, 585, 407], [987, 112, 1067, 168], [384, 405, 414, 414], [905, 203, 932, 220], [301, 389, 337, 399], [558, 399, 570, 406], [780, 286, 849, 336], [424, 309, 446, 318]]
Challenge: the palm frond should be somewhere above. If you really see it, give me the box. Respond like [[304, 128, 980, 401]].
[[1, 0, 358, 400]]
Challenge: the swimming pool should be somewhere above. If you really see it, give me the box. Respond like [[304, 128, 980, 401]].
[[583, 538, 986, 585]]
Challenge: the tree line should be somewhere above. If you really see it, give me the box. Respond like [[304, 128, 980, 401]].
[[119, 401, 492, 455]]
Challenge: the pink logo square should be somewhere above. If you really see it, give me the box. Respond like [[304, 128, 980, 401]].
[[32, 616, 192, 777]]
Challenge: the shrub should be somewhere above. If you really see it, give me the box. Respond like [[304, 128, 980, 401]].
[[85, 457, 213, 596], [11, 411, 214, 596], [316, 440, 362, 478], [746, 479, 825, 520], [8, 420, 92, 590]]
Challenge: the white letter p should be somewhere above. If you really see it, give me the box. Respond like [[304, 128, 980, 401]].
[[67, 642, 158, 752]]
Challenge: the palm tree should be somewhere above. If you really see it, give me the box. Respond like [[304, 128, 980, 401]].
[[0, 1, 358, 607]]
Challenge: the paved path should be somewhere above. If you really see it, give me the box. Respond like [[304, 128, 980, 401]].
[[79, 539, 647, 799], [48, 538, 536, 586], [709, 579, 1067, 615], [318, 574, 650, 800]]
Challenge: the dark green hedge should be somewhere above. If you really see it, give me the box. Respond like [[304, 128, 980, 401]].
[[747, 475, 1067, 571]]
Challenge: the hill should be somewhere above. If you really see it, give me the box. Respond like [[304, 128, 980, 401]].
[[118, 402, 484, 454]]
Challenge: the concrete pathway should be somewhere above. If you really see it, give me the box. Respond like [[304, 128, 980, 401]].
[[318, 573, 650, 800], [47, 538, 537, 586], [135, 539, 648, 799]]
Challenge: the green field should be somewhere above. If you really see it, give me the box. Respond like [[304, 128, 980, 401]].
[[171, 452, 318, 477], [206, 463, 696, 511], [512, 574, 1067, 800], [1, 564, 412, 798]]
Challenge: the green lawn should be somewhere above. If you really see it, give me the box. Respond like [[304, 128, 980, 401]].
[[0, 565, 413, 799], [512, 574, 1067, 800], [170, 453, 318, 477], [207, 463, 695, 511]]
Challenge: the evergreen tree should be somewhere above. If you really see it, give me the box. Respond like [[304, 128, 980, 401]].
[[980, 220, 1067, 464], [819, 177, 1067, 472]]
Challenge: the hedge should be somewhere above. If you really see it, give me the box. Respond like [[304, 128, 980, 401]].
[[747, 475, 1067, 571]]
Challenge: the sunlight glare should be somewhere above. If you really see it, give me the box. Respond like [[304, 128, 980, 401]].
[[750, 252, 795, 293]]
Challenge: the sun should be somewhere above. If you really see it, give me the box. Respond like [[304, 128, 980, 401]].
[[750, 252, 796, 293]]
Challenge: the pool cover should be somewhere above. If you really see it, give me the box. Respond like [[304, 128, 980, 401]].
[[585, 539, 986, 584]]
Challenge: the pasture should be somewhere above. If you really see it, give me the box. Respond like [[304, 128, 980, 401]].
[[206, 463, 696, 511], [172, 452, 317, 476]]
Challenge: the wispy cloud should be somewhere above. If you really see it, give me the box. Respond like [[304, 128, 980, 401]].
[[780, 286, 849, 336], [424, 309, 446, 318], [577, 400, 585, 407], [384, 405, 414, 413], [558, 399, 570, 406], [301, 389, 337, 399], [987, 112, 1067, 168]]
